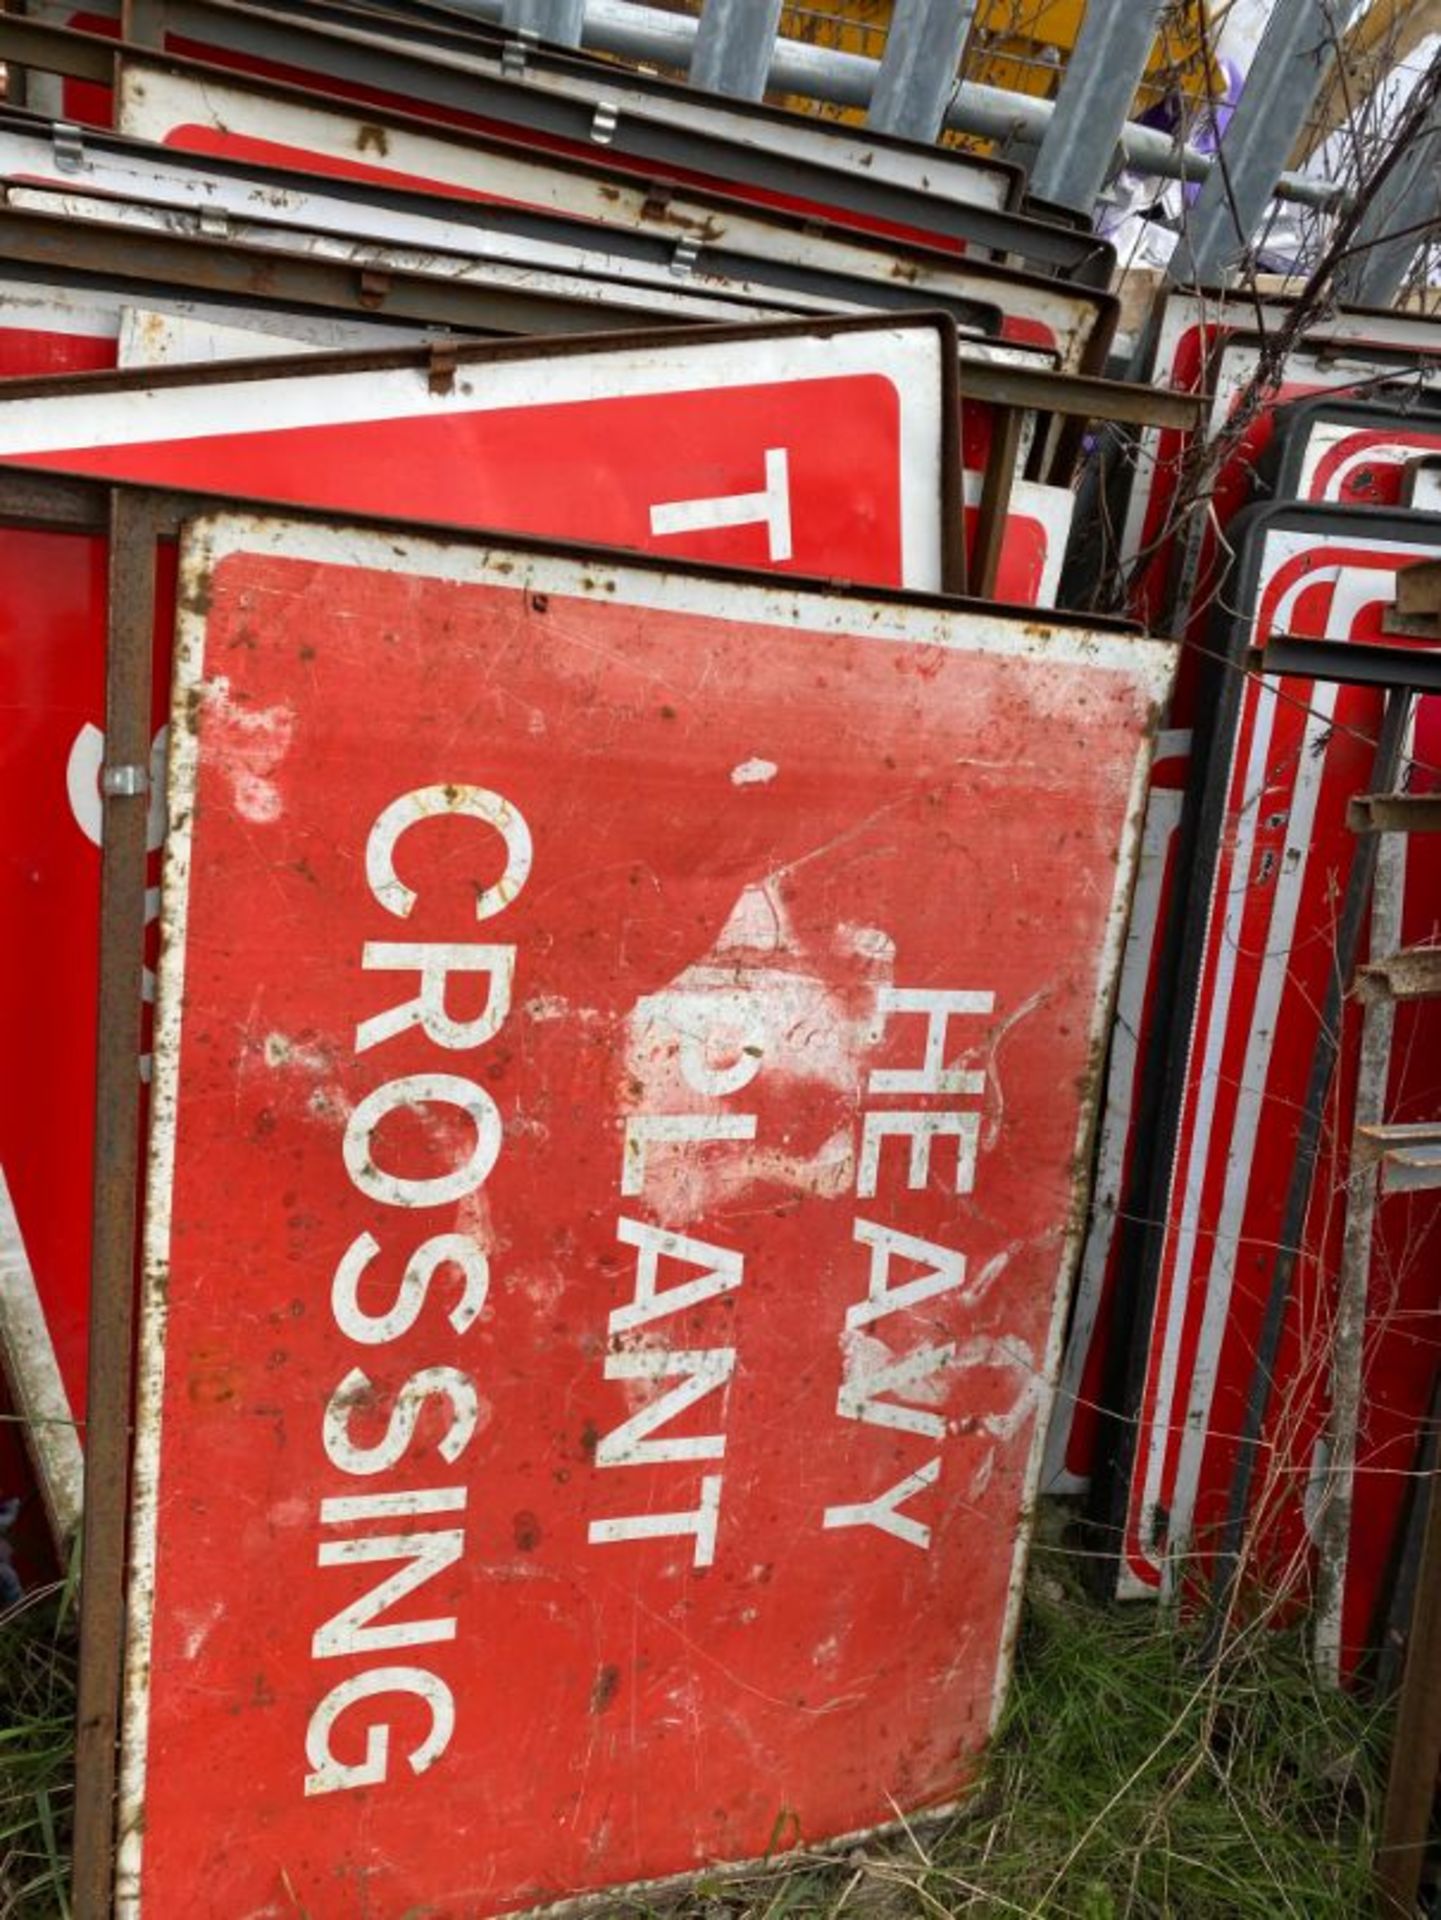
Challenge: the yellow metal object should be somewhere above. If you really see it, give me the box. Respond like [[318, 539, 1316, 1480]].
[[774, 0, 1221, 129]]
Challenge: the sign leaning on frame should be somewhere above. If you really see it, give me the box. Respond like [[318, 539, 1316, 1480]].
[[104, 508, 1172, 1917]]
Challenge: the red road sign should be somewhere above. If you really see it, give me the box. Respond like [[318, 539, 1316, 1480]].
[[1121, 293, 1441, 626], [961, 476, 1073, 609], [115, 514, 1170, 1915], [0, 321, 958, 588], [1119, 510, 1441, 1637], [0, 279, 431, 378], [1041, 726, 1191, 1492], [0, 318, 960, 1537]]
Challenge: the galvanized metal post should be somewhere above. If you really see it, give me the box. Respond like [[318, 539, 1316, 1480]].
[[1335, 95, 1441, 309], [500, 0, 585, 46], [866, 0, 977, 142], [1030, 0, 1169, 213], [435, 0, 1345, 211], [1169, 0, 1335, 284], [690, 0, 786, 99]]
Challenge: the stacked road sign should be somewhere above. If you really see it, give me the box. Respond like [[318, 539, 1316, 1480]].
[[5, 5, 1438, 1910], [0, 6, 1200, 1916], [1048, 282, 1441, 1684]]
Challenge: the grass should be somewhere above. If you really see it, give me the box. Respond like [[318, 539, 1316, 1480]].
[[0, 1526, 1392, 1920], [0, 1575, 77, 1920]]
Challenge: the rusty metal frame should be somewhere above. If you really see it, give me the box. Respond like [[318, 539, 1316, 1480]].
[[0, 87, 1117, 368], [0, 13, 1121, 284], [0, 178, 1025, 340], [0, 102, 1032, 340], [75, 486, 166, 1920], [0, 461, 1145, 1915], [971, 403, 1022, 599], [0, 199, 772, 338], [29, 0, 1026, 217]]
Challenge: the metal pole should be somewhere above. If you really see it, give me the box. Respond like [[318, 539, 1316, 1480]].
[[1030, 0, 1169, 213], [866, 0, 977, 142], [71, 491, 161, 1920], [1335, 94, 1441, 309], [1311, 822, 1404, 1685], [1170, 0, 1335, 284], [500, 0, 585, 45], [442, 0, 1344, 211], [690, 0, 785, 99], [1374, 1372, 1441, 1917]]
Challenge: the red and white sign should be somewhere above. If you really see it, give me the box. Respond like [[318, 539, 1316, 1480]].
[[115, 515, 1169, 1916], [1042, 727, 1191, 1492], [116, 307, 322, 367], [1283, 412, 1441, 506], [0, 518, 118, 1533], [0, 279, 427, 379], [961, 473, 1073, 609], [1120, 291, 1441, 624], [1119, 514, 1441, 1644], [111, 60, 1105, 369], [0, 318, 958, 1533], [0, 322, 954, 584]]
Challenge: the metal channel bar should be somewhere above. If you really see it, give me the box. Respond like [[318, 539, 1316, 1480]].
[[1253, 635, 1441, 696], [866, 0, 977, 143], [690, 0, 784, 101], [0, 202, 707, 337], [1170, 0, 1334, 284], [1335, 95, 1441, 310], [430, 0, 1345, 210], [1348, 793, 1441, 834], [1029, 0, 1169, 214], [1311, 813, 1404, 1685], [71, 489, 162, 1920]]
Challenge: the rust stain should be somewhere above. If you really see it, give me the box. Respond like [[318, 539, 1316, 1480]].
[[512, 1510, 541, 1552], [588, 1664, 621, 1714]]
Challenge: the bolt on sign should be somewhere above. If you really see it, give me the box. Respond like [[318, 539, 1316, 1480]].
[[115, 513, 1171, 1914], [0, 315, 961, 1542], [0, 320, 960, 590]]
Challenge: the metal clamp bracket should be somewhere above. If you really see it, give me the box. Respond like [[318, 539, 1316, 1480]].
[[501, 29, 537, 78], [52, 122, 85, 174], [357, 267, 392, 309], [101, 764, 149, 798], [590, 100, 619, 146]]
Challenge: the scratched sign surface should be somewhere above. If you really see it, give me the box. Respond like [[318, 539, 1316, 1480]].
[[122, 516, 1170, 1917]]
